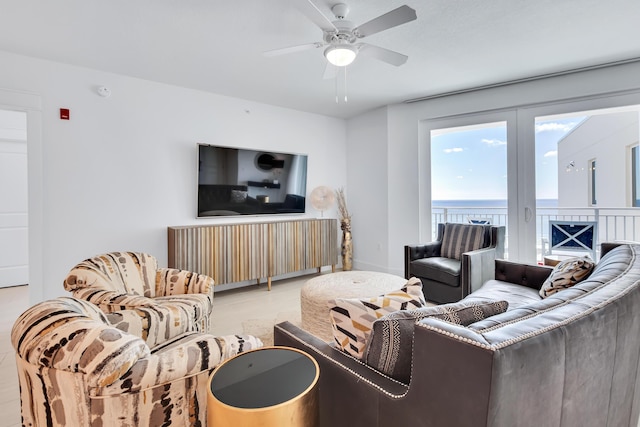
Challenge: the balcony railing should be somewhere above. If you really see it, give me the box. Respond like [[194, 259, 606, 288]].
[[432, 206, 640, 261]]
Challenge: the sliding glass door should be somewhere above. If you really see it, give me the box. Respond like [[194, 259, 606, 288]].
[[421, 112, 517, 259], [533, 106, 640, 262], [518, 92, 640, 263], [421, 92, 640, 265]]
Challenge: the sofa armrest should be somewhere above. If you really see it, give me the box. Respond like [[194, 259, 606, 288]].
[[404, 242, 442, 278], [97, 332, 262, 396], [13, 308, 150, 388], [70, 288, 155, 313], [490, 225, 506, 259], [274, 322, 409, 427], [462, 247, 498, 296], [156, 268, 214, 297], [494, 259, 553, 290], [274, 322, 408, 392], [601, 242, 628, 258]]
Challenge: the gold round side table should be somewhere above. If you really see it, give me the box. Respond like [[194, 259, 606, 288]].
[[208, 346, 319, 427]]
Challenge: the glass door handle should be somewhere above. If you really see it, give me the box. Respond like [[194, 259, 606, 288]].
[[525, 207, 533, 222]]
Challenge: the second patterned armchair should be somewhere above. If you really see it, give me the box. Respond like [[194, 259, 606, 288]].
[[64, 251, 214, 346], [12, 297, 262, 426]]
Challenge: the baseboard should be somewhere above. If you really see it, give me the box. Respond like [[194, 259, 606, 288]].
[[352, 260, 404, 278]]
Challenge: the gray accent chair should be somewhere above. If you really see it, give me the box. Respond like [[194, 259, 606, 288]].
[[404, 223, 505, 304]]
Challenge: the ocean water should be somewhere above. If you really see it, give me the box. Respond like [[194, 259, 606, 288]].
[[433, 199, 558, 208], [431, 199, 560, 241]]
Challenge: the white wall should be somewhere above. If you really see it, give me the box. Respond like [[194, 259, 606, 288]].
[[345, 107, 389, 272], [347, 61, 640, 276], [0, 50, 347, 302]]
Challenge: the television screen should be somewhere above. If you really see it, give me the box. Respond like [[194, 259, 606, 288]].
[[197, 144, 308, 217]]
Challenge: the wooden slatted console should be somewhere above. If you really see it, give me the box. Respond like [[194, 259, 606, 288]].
[[168, 219, 338, 290]]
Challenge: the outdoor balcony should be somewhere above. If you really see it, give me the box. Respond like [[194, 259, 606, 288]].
[[432, 205, 640, 262]]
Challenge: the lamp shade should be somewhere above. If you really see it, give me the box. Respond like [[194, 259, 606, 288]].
[[324, 45, 357, 67]]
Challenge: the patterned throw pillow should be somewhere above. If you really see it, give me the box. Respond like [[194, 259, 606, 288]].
[[230, 189, 247, 203], [328, 277, 426, 359], [365, 300, 509, 383], [539, 257, 595, 298], [440, 223, 486, 260]]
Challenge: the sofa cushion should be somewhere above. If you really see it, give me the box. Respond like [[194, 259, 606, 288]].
[[466, 293, 580, 330], [464, 280, 542, 309], [409, 257, 461, 287], [365, 300, 508, 383], [441, 223, 486, 260], [328, 277, 426, 359], [539, 257, 595, 298]]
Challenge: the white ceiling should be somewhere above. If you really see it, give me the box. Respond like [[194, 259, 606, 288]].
[[1, 0, 639, 119]]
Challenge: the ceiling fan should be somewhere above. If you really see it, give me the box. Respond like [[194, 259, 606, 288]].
[[264, 1, 417, 73]]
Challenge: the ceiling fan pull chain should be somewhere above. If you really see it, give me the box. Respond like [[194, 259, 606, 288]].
[[344, 66, 348, 103], [335, 72, 339, 103]]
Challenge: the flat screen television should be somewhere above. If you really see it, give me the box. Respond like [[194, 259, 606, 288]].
[[197, 144, 308, 217]]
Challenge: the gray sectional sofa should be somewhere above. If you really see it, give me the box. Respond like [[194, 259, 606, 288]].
[[274, 242, 640, 427]]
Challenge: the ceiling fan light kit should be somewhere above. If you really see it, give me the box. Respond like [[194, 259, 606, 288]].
[[324, 44, 357, 67]]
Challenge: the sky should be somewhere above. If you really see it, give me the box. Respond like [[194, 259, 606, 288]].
[[534, 117, 585, 199], [431, 117, 583, 201]]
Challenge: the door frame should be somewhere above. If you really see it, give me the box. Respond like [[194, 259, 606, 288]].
[[0, 88, 43, 303], [0, 111, 28, 288]]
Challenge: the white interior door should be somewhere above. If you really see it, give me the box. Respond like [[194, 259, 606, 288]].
[[0, 109, 28, 288]]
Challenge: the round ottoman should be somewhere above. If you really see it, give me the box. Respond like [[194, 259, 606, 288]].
[[300, 271, 407, 342]]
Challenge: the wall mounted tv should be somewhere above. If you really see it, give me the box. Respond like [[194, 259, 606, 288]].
[[197, 144, 308, 217]]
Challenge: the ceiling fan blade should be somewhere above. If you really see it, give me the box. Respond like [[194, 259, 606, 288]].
[[354, 5, 417, 38], [358, 44, 408, 66], [323, 62, 338, 80], [263, 42, 323, 57], [295, 0, 338, 32]]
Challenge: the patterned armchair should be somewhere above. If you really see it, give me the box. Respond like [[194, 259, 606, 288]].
[[405, 222, 505, 304], [11, 297, 262, 426], [63, 251, 214, 347]]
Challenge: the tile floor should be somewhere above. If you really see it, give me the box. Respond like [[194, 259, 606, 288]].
[[0, 285, 29, 427], [0, 275, 308, 427]]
